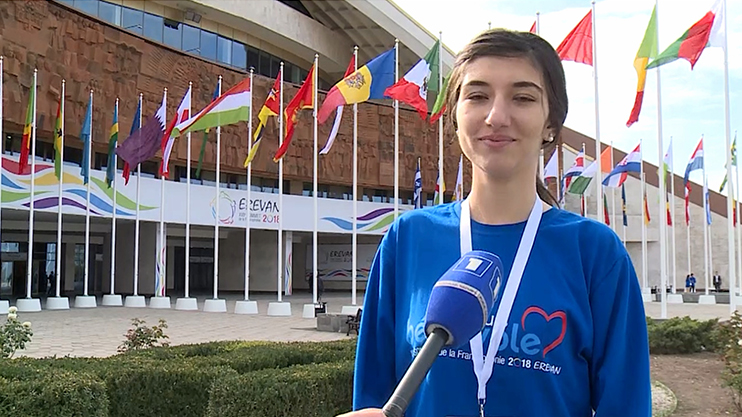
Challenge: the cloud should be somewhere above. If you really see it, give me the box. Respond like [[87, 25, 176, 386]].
[[393, 0, 742, 192]]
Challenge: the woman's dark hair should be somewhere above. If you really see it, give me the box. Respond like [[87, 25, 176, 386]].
[[443, 29, 568, 207]]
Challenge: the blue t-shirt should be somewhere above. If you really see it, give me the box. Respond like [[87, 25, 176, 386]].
[[353, 202, 651, 417]]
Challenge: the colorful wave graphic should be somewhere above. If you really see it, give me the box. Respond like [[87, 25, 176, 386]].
[[1, 159, 156, 217], [321, 207, 398, 232]]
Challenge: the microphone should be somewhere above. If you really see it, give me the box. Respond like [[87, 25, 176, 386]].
[[382, 250, 503, 417]]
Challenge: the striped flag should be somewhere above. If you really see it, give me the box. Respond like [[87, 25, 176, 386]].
[[621, 183, 628, 226], [684, 183, 691, 226], [53, 94, 63, 180], [105, 101, 119, 188], [18, 75, 36, 175], [413, 159, 422, 209]]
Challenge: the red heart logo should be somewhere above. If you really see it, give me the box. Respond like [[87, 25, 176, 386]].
[[521, 306, 567, 357]]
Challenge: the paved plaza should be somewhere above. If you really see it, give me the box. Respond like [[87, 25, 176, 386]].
[[4, 292, 737, 359]]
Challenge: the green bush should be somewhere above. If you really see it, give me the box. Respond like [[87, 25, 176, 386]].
[[0, 370, 108, 417], [647, 316, 720, 354], [207, 360, 355, 417]]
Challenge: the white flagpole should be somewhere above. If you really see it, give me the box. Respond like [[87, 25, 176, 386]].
[[55, 78, 66, 303], [687, 184, 692, 280], [134, 95, 142, 298], [109, 99, 119, 301], [83, 89, 92, 299], [394, 39, 399, 219], [204, 77, 226, 313], [592, 1, 603, 222], [235, 69, 258, 314], [352, 45, 359, 307], [536, 12, 540, 34], [736, 130, 741, 296], [654, 0, 667, 318], [156, 88, 168, 306], [438, 33, 444, 208], [640, 141, 647, 290], [670, 140, 677, 295], [22, 69, 39, 310], [313, 54, 319, 307], [176, 82, 196, 311], [610, 140, 614, 230], [721, 0, 736, 312], [702, 135, 710, 295]]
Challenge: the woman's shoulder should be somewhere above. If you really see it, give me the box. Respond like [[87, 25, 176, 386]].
[[394, 202, 462, 231], [542, 207, 626, 256]]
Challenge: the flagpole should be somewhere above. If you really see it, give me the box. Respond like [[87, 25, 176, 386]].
[[0, 56, 4, 312], [176, 82, 197, 311], [19, 69, 40, 312], [687, 184, 692, 281], [108, 98, 119, 303], [670, 140, 677, 295], [702, 135, 710, 296], [640, 141, 647, 290], [610, 140, 615, 230], [236, 69, 258, 315], [83, 89, 92, 298], [394, 39, 400, 219], [52, 79, 67, 309], [591, 1, 603, 222], [352, 45, 359, 307], [654, 0, 667, 317], [125, 93, 145, 308], [721, 0, 736, 312], [736, 130, 741, 296], [438, 32, 444, 209], [312, 54, 321, 314], [154, 87, 169, 308], [268, 63, 290, 316]]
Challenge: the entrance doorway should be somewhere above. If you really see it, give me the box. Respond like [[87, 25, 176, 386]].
[[173, 246, 214, 296]]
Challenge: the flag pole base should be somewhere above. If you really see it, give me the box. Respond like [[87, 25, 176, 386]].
[[235, 300, 259, 315], [341, 305, 361, 315], [124, 295, 147, 308], [302, 303, 316, 318], [149, 296, 171, 309], [46, 297, 70, 310], [74, 295, 97, 309], [203, 298, 227, 313], [0, 300, 8, 314], [698, 295, 717, 305], [17, 298, 42, 312], [267, 302, 292, 317], [102, 294, 123, 307], [667, 294, 684, 304], [175, 297, 198, 311]]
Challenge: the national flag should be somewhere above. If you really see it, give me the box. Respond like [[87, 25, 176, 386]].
[[116, 92, 167, 169], [529, 20, 537, 34], [275, 63, 315, 161], [627, 6, 658, 127], [244, 71, 281, 167], [603, 192, 610, 225], [53, 94, 63, 180], [719, 132, 737, 192], [105, 101, 119, 188], [19, 76, 36, 175], [319, 54, 356, 155], [621, 183, 628, 226], [434, 167, 445, 205], [160, 85, 192, 178], [704, 178, 712, 225], [385, 40, 440, 119], [684, 183, 691, 226], [413, 159, 422, 209], [603, 144, 641, 188], [121, 97, 141, 185], [644, 188, 651, 225], [568, 146, 611, 195], [646, 0, 724, 70], [683, 138, 704, 187], [453, 155, 464, 201], [544, 150, 558, 181], [661, 138, 674, 184], [580, 195, 586, 216], [563, 148, 585, 190], [197, 82, 221, 177], [80, 92, 93, 185], [318, 48, 395, 124], [666, 192, 672, 226], [174, 78, 251, 137], [429, 75, 449, 124], [556, 9, 593, 66]]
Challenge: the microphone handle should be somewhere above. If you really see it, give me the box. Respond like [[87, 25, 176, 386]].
[[382, 327, 448, 417]]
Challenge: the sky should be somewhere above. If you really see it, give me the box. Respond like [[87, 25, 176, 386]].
[[393, 0, 742, 193]]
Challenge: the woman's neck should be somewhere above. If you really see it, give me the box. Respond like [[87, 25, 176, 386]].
[[466, 168, 543, 225]]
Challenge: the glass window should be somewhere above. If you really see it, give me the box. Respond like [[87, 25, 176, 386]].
[[74, 0, 99, 16], [163, 19, 182, 49], [98, 1, 122, 26], [217, 36, 232, 64], [271, 56, 281, 79], [182, 24, 200, 53], [247, 47, 259, 72], [122, 7, 143, 35], [232, 41, 247, 69], [200, 30, 217, 61], [143, 13, 163, 43], [258, 51, 271, 77]]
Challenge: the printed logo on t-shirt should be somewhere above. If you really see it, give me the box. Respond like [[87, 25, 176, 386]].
[[408, 304, 568, 376]]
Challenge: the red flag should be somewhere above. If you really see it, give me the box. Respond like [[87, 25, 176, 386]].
[[122, 162, 131, 185], [274, 64, 315, 162], [666, 193, 672, 226], [556, 10, 593, 66], [684, 184, 691, 226], [603, 192, 610, 225], [529, 20, 537, 33]]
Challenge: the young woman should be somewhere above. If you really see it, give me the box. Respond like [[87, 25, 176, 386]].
[[338, 29, 651, 417]]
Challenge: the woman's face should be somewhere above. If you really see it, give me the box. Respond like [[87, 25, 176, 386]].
[[455, 55, 551, 182]]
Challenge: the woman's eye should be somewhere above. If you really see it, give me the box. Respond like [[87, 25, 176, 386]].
[[466, 93, 487, 101], [514, 95, 536, 103]]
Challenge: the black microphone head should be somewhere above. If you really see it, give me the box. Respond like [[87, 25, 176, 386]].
[[424, 250, 503, 348]]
